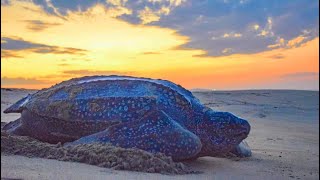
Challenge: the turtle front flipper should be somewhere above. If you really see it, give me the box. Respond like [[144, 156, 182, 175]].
[[3, 95, 31, 113], [230, 140, 252, 157], [66, 110, 202, 161]]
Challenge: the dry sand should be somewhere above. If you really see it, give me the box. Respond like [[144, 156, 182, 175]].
[[1, 88, 319, 180]]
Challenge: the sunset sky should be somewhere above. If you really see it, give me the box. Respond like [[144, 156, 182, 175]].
[[1, 0, 319, 90]]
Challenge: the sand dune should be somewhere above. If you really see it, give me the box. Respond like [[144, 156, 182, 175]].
[[1, 89, 319, 180]]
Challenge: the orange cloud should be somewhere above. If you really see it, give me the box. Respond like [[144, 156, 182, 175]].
[[287, 36, 305, 47]]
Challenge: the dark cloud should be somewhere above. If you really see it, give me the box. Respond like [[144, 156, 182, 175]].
[[32, 0, 59, 16], [2, 37, 41, 50], [170, 45, 196, 51], [32, 47, 87, 55], [1, 50, 23, 58], [39, 74, 72, 79], [154, 0, 319, 56], [70, 57, 92, 61], [22, 6, 43, 13], [1, 0, 10, 6], [23, 20, 61, 31], [192, 53, 209, 58], [62, 70, 134, 76], [1, 76, 47, 85], [142, 52, 162, 55], [30, 0, 68, 20], [50, 0, 101, 15], [32, 0, 102, 17], [266, 54, 285, 59], [1, 37, 87, 56], [58, 63, 71, 66]]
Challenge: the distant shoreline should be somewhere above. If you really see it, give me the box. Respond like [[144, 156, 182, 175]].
[[1, 88, 39, 91], [2, 88, 319, 92], [191, 89, 319, 92]]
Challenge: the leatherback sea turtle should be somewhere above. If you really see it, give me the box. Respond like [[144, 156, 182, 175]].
[[3, 75, 251, 161]]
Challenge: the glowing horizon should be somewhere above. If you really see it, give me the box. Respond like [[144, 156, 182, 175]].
[[1, 0, 319, 90]]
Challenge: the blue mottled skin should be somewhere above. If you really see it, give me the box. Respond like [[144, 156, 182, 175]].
[[69, 111, 203, 160], [3, 75, 251, 161]]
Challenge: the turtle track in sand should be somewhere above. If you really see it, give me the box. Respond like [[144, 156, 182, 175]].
[[1, 131, 200, 175]]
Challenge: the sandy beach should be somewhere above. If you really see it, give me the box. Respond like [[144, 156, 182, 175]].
[[1, 88, 319, 180]]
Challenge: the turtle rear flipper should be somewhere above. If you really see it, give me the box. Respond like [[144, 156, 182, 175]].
[[66, 110, 202, 161], [2, 118, 26, 135], [3, 95, 31, 113]]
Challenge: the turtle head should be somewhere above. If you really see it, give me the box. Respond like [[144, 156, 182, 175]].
[[197, 109, 250, 157]]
